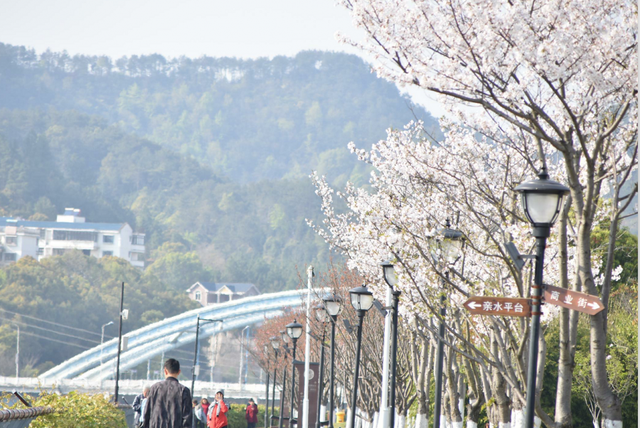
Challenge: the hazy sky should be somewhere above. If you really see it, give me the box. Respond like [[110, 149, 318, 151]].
[[0, 0, 443, 116]]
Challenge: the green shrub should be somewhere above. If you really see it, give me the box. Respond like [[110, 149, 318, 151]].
[[30, 391, 127, 428]]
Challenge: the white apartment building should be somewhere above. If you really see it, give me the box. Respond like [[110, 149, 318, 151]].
[[0, 208, 145, 268]]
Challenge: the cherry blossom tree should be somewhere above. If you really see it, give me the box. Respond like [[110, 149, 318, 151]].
[[314, 0, 637, 426]]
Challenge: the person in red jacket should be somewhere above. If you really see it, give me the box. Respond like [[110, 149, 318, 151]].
[[207, 391, 228, 428], [245, 398, 258, 428]]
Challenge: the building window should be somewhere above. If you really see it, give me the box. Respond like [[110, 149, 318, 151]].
[[195, 291, 201, 301], [53, 230, 98, 242], [52, 248, 67, 256], [37, 248, 44, 256], [82, 250, 91, 256], [40, 229, 46, 239], [130, 252, 145, 262], [103, 251, 113, 257], [5, 237, 16, 246], [103, 235, 114, 244], [3, 253, 16, 262], [131, 235, 145, 245]]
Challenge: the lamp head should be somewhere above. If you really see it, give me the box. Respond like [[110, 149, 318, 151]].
[[286, 320, 303, 340], [431, 219, 464, 264], [515, 168, 569, 237], [349, 284, 374, 312], [315, 304, 329, 323], [380, 259, 398, 288], [270, 336, 280, 350], [322, 293, 342, 317]]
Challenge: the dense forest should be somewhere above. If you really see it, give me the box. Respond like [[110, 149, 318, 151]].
[[0, 43, 439, 373]]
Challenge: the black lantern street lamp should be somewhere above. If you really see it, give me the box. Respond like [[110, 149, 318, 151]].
[[314, 305, 329, 428], [322, 294, 341, 428], [432, 221, 464, 428], [515, 167, 569, 428], [380, 259, 401, 428], [278, 332, 289, 428], [286, 320, 303, 428], [270, 337, 280, 426], [348, 284, 374, 428]]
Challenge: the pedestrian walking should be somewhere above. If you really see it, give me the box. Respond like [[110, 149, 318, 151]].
[[143, 358, 192, 428], [207, 391, 228, 428], [245, 398, 258, 428], [132, 387, 150, 427]]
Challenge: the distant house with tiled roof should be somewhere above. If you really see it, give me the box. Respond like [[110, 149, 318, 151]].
[[0, 208, 145, 268], [186, 282, 260, 306]]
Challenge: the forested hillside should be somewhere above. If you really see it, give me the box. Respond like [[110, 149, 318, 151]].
[[0, 44, 440, 182]]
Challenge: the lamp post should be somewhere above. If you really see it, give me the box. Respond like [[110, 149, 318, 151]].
[[192, 316, 223, 397], [348, 284, 374, 428], [100, 321, 114, 368], [114, 281, 126, 403], [271, 337, 280, 427], [279, 332, 289, 428], [515, 167, 569, 428], [314, 305, 329, 428], [380, 260, 401, 428], [431, 221, 464, 428], [322, 294, 341, 428], [286, 320, 304, 428]]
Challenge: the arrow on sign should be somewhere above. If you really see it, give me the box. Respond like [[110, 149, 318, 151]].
[[467, 301, 482, 310], [543, 284, 605, 315]]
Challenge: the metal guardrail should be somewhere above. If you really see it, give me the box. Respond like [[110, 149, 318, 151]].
[[1, 376, 274, 401]]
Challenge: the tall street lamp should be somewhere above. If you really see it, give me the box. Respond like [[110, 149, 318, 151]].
[[380, 260, 401, 428], [271, 337, 281, 427], [322, 294, 341, 428], [348, 284, 374, 428], [114, 281, 126, 403], [314, 305, 329, 428], [100, 321, 113, 367], [279, 332, 289, 428], [192, 316, 223, 397], [431, 221, 464, 428], [286, 320, 304, 428], [515, 167, 569, 428]]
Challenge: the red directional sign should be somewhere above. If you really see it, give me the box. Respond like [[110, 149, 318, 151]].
[[464, 296, 532, 317], [543, 284, 605, 315]]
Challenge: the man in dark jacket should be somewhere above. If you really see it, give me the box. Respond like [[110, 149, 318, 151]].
[[143, 358, 192, 428]]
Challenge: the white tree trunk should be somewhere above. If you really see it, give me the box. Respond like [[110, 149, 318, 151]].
[[396, 413, 405, 428], [465, 421, 477, 428], [450, 422, 463, 428], [415, 413, 428, 428], [603, 420, 622, 428], [320, 405, 327, 422], [533, 416, 541, 428], [497, 423, 511, 428], [511, 409, 524, 428]]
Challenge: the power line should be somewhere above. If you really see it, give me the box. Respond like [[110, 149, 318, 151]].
[[20, 331, 91, 350], [0, 307, 109, 338], [0, 316, 102, 345]]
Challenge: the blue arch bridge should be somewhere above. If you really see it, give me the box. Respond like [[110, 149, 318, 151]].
[[4, 289, 316, 400]]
